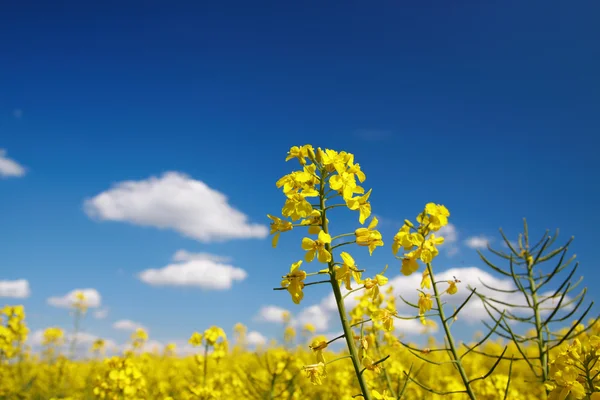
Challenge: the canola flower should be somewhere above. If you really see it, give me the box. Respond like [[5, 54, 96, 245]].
[[270, 145, 394, 399]]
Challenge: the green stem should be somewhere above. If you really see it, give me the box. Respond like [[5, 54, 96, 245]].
[[584, 355, 597, 396], [373, 325, 397, 398], [332, 240, 357, 250], [320, 171, 372, 400], [69, 310, 81, 360], [526, 258, 549, 385], [344, 287, 365, 299], [326, 334, 346, 346], [326, 355, 353, 365], [427, 263, 477, 400], [269, 369, 277, 400], [351, 319, 373, 328], [331, 232, 356, 241]]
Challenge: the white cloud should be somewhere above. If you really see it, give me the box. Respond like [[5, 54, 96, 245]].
[[0, 279, 30, 298], [293, 304, 333, 332], [446, 247, 460, 257], [386, 267, 570, 324], [386, 267, 514, 323], [47, 288, 102, 309], [465, 235, 492, 249], [134, 339, 164, 353], [83, 172, 268, 242], [0, 149, 26, 178], [438, 223, 459, 256], [13, 109, 23, 119], [94, 308, 109, 319], [113, 319, 147, 332], [438, 224, 458, 244], [71, 332, 116, 347], [255, 305, 290, 324], [286, 265, 548, 339], [138, 251, 247, 289], [172, 249, 232, 263], [394, 318, 437, 335], [28, 329, 118, 357], [167, 339, 201, 356], [247, 331, 267, 346]]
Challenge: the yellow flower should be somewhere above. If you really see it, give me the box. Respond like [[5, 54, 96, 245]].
[[285, 144, 314, 165], [446, 280, 458, 295], [318, 148, 351, 174], [284, 326, 296, 343], [346, 189, 372, 224], [417, 203, 450, 231], [282, 193, 313, 221], [548, 379, 585, 400], [204, 326, 227, 346], [42, 327, 64, 346], [300, 210, 326, 235], [267, 214, 293, 248], [372, 390, 395, 400], [281, 260, 307, 304], [392, 225, 423, 255], [361, 355, 382, 374], [421, 269, 431, 289], [373, 308, 395, 332], [309, 337, 328, 364], [188, 332, 203, 347], [130, 328, 148, 349], [346, 157, 366, 183], [363, 267, 388, 301], [355, 217, 384, 255], [92, 338, 105, 352], [329, 171, 364, 200], [420, 234, 444, 263], [276, 164, 319, 196], [164, 343, 176, 356], [401, 252, 420, 276], [418, 292, 433, 315], [73, 291, 88, 313], [303, 362, 326, 385], [301, 230, 332, 263], [334, 252, 362, 290]]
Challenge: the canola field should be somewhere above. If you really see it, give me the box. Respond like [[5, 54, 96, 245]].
[[1, 145, 596, 400]]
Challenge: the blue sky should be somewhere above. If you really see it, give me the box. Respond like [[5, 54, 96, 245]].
[[1, 1, 599, 353]]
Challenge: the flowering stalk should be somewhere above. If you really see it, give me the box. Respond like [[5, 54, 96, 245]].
[[69, 291, 87, 360], [473, 219, 598, 392], [426, 263, 477, 400], [188, 326, 227, 393], [320, 182, 373, 399], [392, 204, 502, 399], [271, 145, 388, 399]]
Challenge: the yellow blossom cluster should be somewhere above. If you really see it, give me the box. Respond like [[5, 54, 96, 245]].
[[0, 305, 28, 360], [546, 328, 600, 400]]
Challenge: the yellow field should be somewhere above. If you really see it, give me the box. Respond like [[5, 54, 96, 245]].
[[0, 304, 597, 399]]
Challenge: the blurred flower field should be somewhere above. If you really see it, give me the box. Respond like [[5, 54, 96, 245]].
[[1, 302, 599, 399]]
